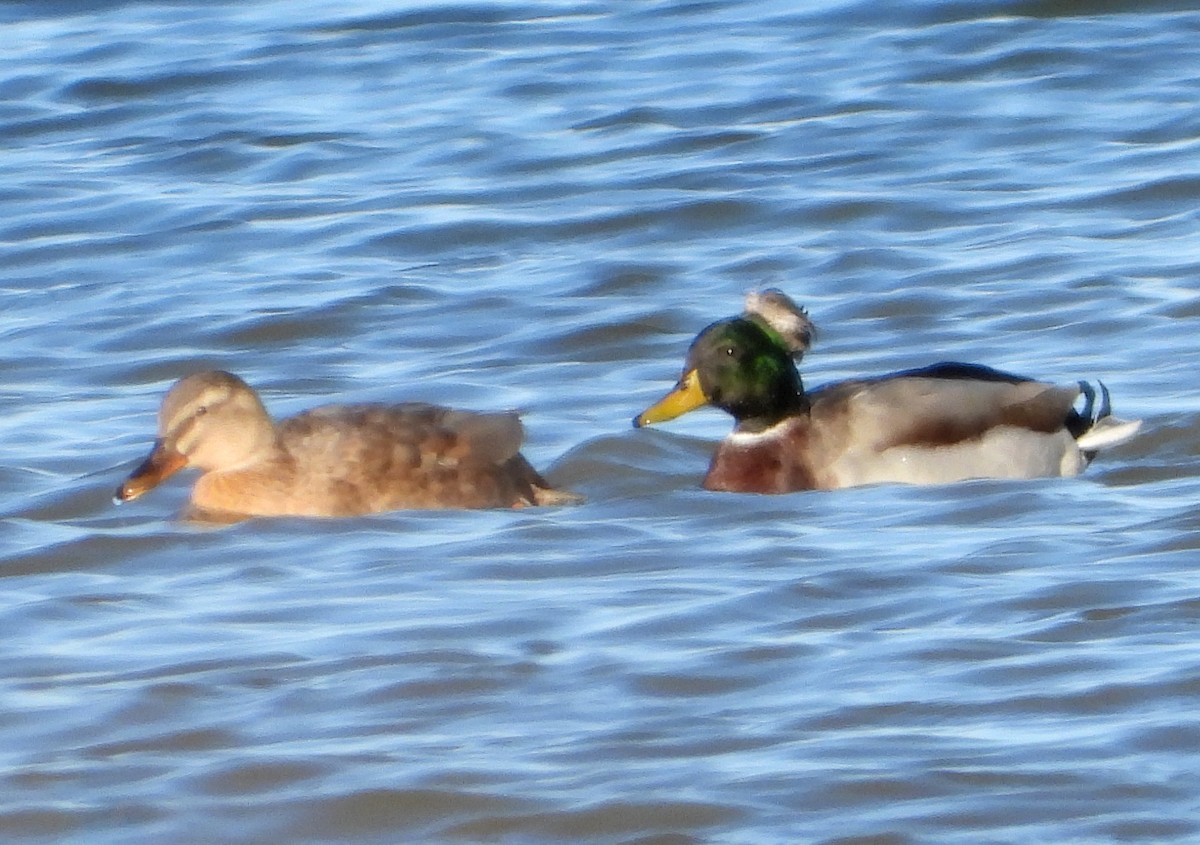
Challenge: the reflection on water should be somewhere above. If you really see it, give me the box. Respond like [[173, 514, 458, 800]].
[[2, 1, 1199, 843]]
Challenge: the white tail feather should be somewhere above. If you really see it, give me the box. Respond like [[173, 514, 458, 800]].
[[1076, 416, 1142, 451]]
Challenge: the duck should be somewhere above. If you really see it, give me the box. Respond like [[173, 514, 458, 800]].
[[632, 290, 1141, 493], [115, 370, 582, 520]]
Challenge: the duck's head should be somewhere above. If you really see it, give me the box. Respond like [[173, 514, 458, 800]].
[[115, 370, 276, 503], [634, 317, 807, 431]]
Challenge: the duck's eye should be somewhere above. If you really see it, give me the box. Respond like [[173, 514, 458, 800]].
[[725, 347, 735, 357], [195, 406, 208, 417]]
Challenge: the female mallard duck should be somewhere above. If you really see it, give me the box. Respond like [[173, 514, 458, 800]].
[[116, 370, 581, 520], [633, 291, 1141, 493]]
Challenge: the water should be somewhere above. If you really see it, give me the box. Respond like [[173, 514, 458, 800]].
[[2, 1, 1199, 842]]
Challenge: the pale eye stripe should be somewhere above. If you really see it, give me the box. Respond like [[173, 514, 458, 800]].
[[170, 393, 220, 453]]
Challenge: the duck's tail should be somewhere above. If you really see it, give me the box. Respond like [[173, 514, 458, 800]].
[[529, 485, 586, 507], [1074, 380, 1142, 454], [507, 454, 585, 508]]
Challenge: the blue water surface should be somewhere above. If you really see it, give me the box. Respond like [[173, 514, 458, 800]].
[[2, 1, 1199, 843]]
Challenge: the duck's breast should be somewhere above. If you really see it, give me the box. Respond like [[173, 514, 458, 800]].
[[705, 421, 819, 493]]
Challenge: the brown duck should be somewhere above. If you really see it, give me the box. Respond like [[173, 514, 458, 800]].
[[116, 370, 581, 520], [634, 290, 1141, 493]]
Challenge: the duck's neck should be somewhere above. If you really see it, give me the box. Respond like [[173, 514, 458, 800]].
[[733, 376, 809, 434]]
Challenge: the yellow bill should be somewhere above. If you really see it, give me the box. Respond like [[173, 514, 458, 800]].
[[114, 440, 188, 503], [633, 369, 709, 427]]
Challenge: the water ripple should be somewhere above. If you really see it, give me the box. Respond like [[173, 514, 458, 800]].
[[1, 1, 1198, 843]]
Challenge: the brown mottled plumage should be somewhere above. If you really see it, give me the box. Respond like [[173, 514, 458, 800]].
[[115, 371, 581, 521]]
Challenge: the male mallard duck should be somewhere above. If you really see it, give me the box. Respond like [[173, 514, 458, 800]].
[[633, 290, 1141, 493], [116, 370, 581, 520]]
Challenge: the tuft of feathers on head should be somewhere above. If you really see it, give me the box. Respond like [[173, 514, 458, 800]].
[[743, 289, 816, 358]]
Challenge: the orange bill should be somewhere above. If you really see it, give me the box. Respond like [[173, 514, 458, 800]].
[[114, 440, 188, 502], [633, 369, 709, 428]]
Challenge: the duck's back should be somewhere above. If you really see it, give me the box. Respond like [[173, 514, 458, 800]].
[[277, 403, 550, 513]]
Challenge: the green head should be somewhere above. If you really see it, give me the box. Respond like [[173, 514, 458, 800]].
[[634, 317, 807, 430]]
